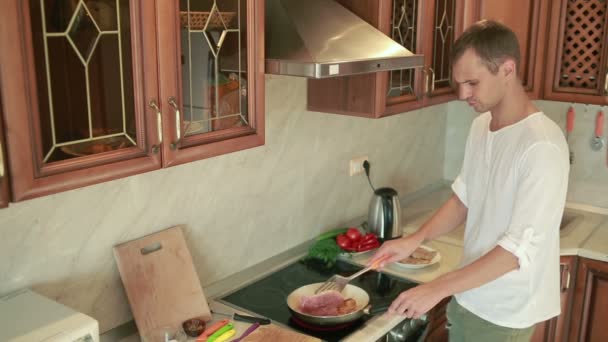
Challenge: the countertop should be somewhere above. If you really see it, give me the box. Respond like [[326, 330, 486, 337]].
[[396, 184, 608, 261], [102, 183, 608, 341]]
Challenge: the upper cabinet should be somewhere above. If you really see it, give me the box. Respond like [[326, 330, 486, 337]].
[[471, 0, 550, 99], [0, 0, 264, 202], [544, 0, 608, 105], [307, 0, 468, 118], [157, 0, 264, 167]]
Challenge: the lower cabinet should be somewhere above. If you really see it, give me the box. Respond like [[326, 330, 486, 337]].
[[425, 297, 451, 342], [568, 257, 608, 342], [421, 255, 608, 342], [531, 256, 576, 342]]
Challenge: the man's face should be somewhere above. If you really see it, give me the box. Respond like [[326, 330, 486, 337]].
[[452, 49, 507, 113]]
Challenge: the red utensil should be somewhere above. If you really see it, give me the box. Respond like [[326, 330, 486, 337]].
[[591, 109, 605, 151]]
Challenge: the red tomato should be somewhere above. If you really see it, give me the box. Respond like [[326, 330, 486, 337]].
[[336, 234, 352, 249], [361, 233, 378, 243], [346, 228, 362, 242], [357, 239, 380, 252]]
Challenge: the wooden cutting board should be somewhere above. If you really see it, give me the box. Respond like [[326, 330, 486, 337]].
[[241, 325, 321, 342], [113, 226, 211, 341]]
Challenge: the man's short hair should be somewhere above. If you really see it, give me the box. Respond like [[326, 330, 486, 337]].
[[451, 20, 521, 74]]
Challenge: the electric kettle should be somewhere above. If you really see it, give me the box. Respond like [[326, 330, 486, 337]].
[[368, 187, 402, 240]]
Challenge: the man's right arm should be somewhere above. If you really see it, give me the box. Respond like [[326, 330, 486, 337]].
[[370, 194, 467, 267], [414, 194, 468, 242]]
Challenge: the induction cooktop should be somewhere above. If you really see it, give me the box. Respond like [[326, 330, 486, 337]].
[[218, 258, 418, 341]]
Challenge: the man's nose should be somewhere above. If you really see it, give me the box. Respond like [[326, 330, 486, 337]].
[[458, 86, 469, 100]]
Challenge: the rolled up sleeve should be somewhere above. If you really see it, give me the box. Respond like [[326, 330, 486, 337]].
[[451, 176, 468, 207], [496, 142, 569, 270]]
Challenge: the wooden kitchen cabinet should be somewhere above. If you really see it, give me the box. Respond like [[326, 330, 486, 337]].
[[567, 257, 608, 342], [0, 0, 264, 202], [468, 0, 550, 100], [531, 255, 576, 342], [424, 296, 450, 342], [157, 0, 264, 167], [307, 0, 470, 118], [543, 0, 608, 105]]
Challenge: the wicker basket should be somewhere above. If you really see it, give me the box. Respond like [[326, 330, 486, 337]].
[[180, 11, 237, 30]]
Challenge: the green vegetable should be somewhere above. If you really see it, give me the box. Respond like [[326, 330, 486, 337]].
[[315, 227, 349, 241], [304, 238, 342, 267]]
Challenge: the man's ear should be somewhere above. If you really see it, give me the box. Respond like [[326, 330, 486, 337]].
[[501, 59, 517, 79]]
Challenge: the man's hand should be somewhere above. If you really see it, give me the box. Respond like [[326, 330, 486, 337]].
[[367, 233, 424, 268], [386, 281, 447, 319]]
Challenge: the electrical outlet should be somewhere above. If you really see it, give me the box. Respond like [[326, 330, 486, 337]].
[[349, 156, 368, 176]]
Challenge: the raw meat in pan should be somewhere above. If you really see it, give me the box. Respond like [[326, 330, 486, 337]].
[[299, 290, 358, 316]]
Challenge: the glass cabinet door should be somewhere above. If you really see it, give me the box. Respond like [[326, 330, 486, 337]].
[[180, 0, 246, 137], [158, 0, 264, 166], [29, 0, 140, 163], [0, 0, 160, 201], [387, 0, 422, 102]]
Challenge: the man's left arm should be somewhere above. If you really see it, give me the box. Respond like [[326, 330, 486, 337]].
[[387, 245, 517, 318]]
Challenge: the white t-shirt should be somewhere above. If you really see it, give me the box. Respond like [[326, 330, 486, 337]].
[[451, 111, 569, 329]]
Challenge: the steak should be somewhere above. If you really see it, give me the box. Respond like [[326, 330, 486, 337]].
[[299, 290, 357, 316]]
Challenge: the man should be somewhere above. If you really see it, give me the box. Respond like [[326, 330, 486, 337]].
[[368, 20, 569, 341]]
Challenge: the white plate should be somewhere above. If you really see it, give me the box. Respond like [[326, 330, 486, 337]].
[[392, 245, 441, 269]]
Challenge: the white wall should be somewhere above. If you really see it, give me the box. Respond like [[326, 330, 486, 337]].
[[444, 100, 608, 209], [0, 75, 448, 332]]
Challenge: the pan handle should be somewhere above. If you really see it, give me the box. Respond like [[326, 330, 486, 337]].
[[369, 303, 390, 315]]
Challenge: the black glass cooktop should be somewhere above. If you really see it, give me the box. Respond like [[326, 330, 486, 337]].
[[218, 258, 418, 342]]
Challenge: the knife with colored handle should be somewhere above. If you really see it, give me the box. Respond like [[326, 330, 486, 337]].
[[195, 319, 230, 341], [231, 322, 261, 342], [205, 323, 234, 342], [211, 310, 271, 325], [211, 328, 235, 342]]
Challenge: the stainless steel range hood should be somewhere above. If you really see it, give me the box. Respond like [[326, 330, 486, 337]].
[[265, 0, 424, 78]]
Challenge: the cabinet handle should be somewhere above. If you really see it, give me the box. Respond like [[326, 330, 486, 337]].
[[428, 67, 435, 95], [422, 68, 429, 96], [604, 72, 607, 95], [560, 265, 571, 292], [168, 97, 181, 150], [148, 100, 163, 153], [0, 141, 4, 178]]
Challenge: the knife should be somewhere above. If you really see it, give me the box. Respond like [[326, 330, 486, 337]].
[[211, 310, 271, 325]]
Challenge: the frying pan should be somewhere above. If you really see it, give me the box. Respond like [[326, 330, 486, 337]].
[[286, 282, 371, 326]]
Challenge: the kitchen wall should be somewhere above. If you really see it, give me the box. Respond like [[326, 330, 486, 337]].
[[444, 100, 608, 209], [0, 75, 448, 332]]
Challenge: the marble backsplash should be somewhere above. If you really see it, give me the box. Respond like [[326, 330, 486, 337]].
[[445, 100, 608, 209], [0, 75, 448, 332]]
